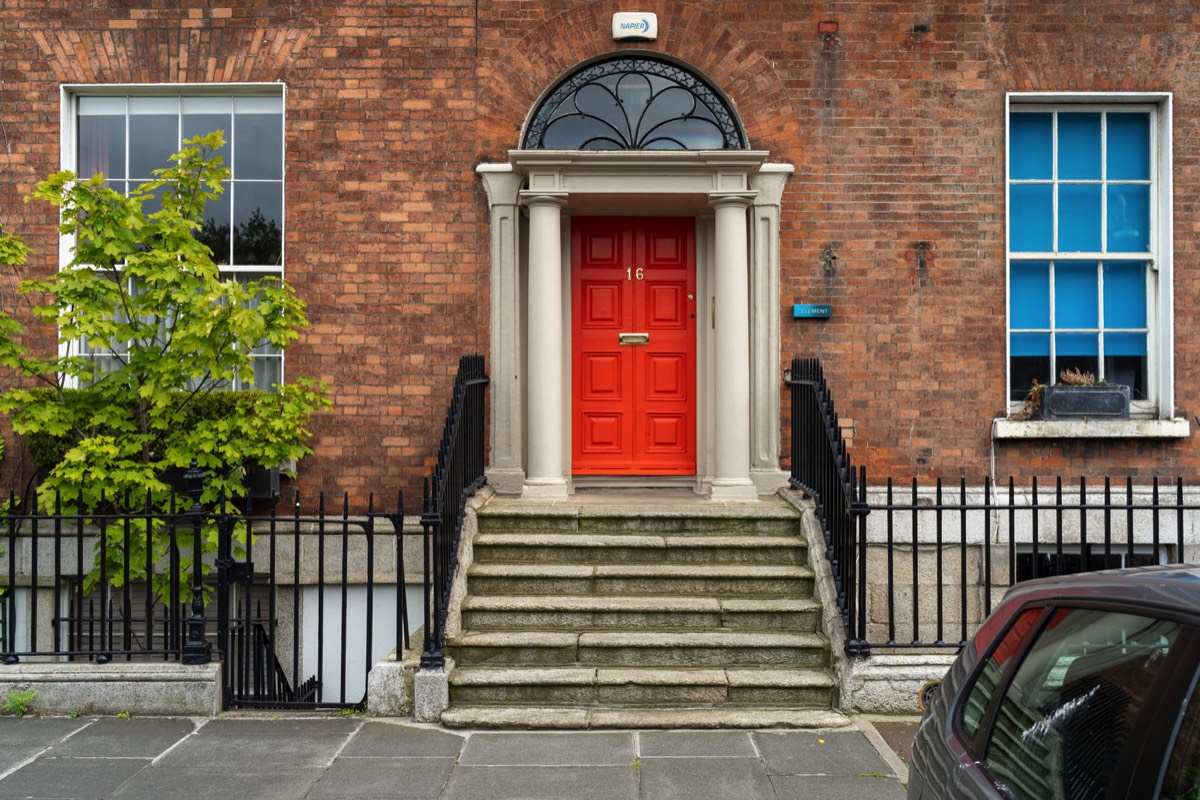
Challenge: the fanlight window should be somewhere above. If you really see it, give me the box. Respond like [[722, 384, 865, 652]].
[[522, 56, 746, 150]]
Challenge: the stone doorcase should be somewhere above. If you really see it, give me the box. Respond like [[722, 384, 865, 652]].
[[480, 151, 792, 500]]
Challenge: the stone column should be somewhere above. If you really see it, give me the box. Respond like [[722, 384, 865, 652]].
[[521, 191, 570, 498], [709, 193, 758, 501], [478, 165, 525, 494]]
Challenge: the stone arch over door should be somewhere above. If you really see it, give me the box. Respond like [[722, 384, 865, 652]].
[[479, 51, 793, 500]]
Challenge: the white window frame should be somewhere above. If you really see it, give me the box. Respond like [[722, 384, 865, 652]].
[[59, 83, 287, 390], [997, 92, 1186, 439]]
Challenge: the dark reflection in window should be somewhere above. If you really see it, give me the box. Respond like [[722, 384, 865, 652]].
[[524, 56, 745, 150], [196, 187, 232, 265], [233, 183, 282, 266], [234, 104, 282, 180]]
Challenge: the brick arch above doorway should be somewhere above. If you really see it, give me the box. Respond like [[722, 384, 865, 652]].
[[475, 1, 800, 160]]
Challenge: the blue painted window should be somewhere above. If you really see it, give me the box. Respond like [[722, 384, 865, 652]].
[[1008, 108, 1154, 404]]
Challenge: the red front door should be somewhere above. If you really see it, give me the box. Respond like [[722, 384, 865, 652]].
[[572, 217, 697, 475]]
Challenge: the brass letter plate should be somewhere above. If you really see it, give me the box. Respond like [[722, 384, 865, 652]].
[[618, 332, 650, 345]]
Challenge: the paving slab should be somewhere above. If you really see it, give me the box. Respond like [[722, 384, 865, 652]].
[[0, 717, 91, 773], [753, 729, 896, 776], [46, 716, 197, 758], [440, 765, 638, 800], [340, 722, 466, 758], [770, 773, 908, 800], [308, 757, 457, 799], [638, 756, 775, 800], [0, 756, 150, 800], [110, 765, 326, 800], [638, 730, 757, 758], [458, 731, 634, 766], [153, 718, 356, 769]]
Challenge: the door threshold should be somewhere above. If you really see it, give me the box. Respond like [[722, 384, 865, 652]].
[[572, 475, 698, 491]]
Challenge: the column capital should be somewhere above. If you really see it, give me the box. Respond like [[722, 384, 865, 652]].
[[708, 191, 755, 210], [520, 190, 569, 209]]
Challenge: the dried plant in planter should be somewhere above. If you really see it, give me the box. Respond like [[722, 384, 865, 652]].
[[1012, 379, 1044, 421], [1058, 367, 1097, 386]]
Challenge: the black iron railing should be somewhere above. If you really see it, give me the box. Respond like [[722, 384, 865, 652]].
[[2, 484, 211, 664], [786, 356, 1200, 656], [420, 354, 489, 669], [1, 468, 407, 711], [868, 475, 1195, 652], [785, 357, 870, 656]]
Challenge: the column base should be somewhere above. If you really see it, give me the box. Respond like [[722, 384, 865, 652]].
[[485, 467, 526, 496], [750, 468, 790, 495], [708, 479, 760, 502], [521, 477, 571, 500]]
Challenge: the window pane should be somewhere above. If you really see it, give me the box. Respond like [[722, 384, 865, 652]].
[[1159, 670, 1200, 799], [78, 112, 126, 180], [128, 113, 179, 179], [182, 98, 232, 165], [962, 608, 1045, 744], [1107, 112, 1151, 181], [1107, 184, 1150, 253], [196, 187, 232, 265], [1103, 263, 1147, 328], [250, 355, 281, 391], [1056, 332, 1099, 356], [984, 608, 1179, 800], [1011, 185, 1053, 252], [1011, 262, 1050, 329], [232, 182, 283, 266], [1105, 332, 1146, 357], [234, 107, 283, 180], [1011, 332, 1050, 357], [1058, 185, 1102, 252], [1011, 355, 1050, 401], [1105, 354, 1147, 398], [1010, 113, 1053, 180], [1055, 263, 1099, 328], [1058, 113, 1101, 180]]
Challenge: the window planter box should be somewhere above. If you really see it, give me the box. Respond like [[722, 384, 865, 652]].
[[1041, 384, 1131, 420]]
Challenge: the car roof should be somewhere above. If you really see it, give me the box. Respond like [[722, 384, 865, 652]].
[[1002, 564, 1200, 619]]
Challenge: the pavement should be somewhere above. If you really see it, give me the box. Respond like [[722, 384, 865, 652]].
[[0, 714, 918, 799]]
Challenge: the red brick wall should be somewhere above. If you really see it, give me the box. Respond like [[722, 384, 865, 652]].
[[3, 1, 1200, 502], [476, 1, 1200, 482], [0, 1, 483, 505]]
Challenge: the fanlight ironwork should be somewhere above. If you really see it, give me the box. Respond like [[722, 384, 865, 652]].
[[522, 57, 746, 150]]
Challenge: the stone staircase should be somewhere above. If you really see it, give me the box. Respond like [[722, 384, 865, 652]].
[[439, 494, 848, 729]]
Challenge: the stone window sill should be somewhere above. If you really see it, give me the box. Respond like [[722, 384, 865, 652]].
[[992, 418, 1191, 440]]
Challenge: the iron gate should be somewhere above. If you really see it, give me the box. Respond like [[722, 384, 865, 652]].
[[215, 496, 406, 710]]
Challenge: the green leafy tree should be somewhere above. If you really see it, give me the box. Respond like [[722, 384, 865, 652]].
[[0, 132, 330, 599]]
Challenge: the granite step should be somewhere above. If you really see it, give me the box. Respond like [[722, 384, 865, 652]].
[[446, 630, 830, 668], [472, 532, 806, 565], [439, 705, 852, 730], [448, 666, 837, 707], [460, 594, 821, 632], [465, 563, 815, 597]]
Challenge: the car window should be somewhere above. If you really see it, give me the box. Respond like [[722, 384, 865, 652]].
[[1161, 679, 1200, 799], [983, 607, 1180, 800], [962, 607, 1045, 742]]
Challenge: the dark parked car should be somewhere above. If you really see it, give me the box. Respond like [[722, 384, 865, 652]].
[[908, 565, 1200, 799]]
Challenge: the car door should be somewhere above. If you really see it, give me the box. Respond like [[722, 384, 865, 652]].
[[952, 604, 1188, 799]]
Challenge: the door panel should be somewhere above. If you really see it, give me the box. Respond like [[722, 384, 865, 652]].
[[572, 217, 696, 474]]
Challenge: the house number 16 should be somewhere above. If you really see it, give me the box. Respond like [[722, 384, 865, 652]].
[[626, 267, 644, 281]]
